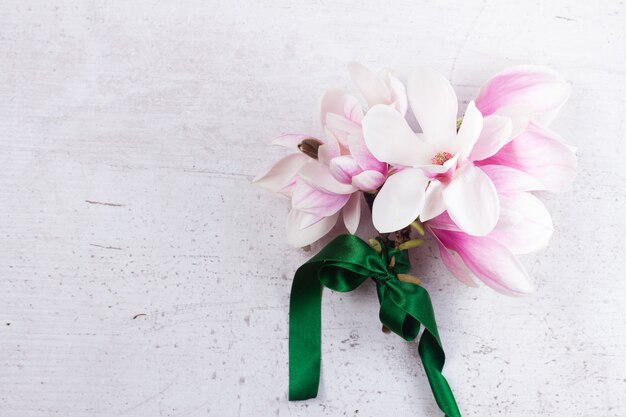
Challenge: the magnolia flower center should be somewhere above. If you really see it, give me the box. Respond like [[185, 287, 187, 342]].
[[431, 151, 453, 165]]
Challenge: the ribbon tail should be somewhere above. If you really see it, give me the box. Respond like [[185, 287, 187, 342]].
[[419, 331, 461, 417], [288, 264, 323, 400]]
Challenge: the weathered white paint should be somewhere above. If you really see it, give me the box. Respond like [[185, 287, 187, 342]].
[[1, 1, 625, 416]]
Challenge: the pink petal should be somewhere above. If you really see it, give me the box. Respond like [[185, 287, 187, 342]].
[[346, 132, 386, 172], [348, 62, 392, 107], [329, 155, 363, 184], [477, 122, 577, 192], [475, 65, 570, 125], [291, 179, 351, 217], [426, 211, 461, 232], [342, 193, 362, 234], [253, 153, 310, 194], [433, 238, 478, 287], [432, 228, 534, 295], [351, 170, 386, 191], [298, 161, 357, 195], [372, 168, 428, 233], [286, 209, 340, 247], [443, 164, 499, 236], [469, 115, 513, 162], [479, 165, 544, 193], [490, 192, 553, 255], [407, 67, 458, 143]]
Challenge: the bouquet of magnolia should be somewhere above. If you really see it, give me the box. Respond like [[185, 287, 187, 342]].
[[254, 63, 576, 416]]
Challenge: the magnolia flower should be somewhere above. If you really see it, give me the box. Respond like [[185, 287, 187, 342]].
[[363, 67, 503, 236], [425, 66, 576, 294], [254, 63, 407, 247], [428, 189, 553, 295], [473, 66, 577, 192]]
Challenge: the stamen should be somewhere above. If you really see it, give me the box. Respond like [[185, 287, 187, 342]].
[[431, 151, 453, 165]]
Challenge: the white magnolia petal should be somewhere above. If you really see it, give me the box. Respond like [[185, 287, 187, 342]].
[[443, 164, 499, 236], [348, 62, 391, 107], [469, 115, 513, 161], [362, 105, 434, 166], [372, 168, 428, 233], [253, 153, 310, 193], [286, 210, 339, 247], [342, 193, 362, 234], [298, 161, 357, 195], [381, 69, 408, 116], [490, 192, 554, 254], [420, 181, 446, 222], [454, 101, 483, 159], [407, 67, 458, 142]]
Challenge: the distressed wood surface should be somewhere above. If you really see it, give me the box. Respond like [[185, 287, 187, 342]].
[[1, 1, 625, 416]]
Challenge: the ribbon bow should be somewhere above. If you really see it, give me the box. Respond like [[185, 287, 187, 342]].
[[289, 234, 461, 417]]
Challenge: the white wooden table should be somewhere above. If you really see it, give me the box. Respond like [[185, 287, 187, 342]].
[[1, 1, 625, 416]]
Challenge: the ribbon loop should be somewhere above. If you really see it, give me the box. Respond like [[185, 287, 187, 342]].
[[288, 234, 461, 417]]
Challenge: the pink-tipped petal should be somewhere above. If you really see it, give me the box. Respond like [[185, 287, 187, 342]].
[[443, 164, 499, 236], [343, 193, 362, 234], [426, 211, 462, 232], [407, 67, 458, 142], [479, 165, 544, 193], [420, 180, 446, 222], [372, 168, 428, 233], [291, 179, 351, 217], [436, 240, 478, 287], [475, 65, 570, 125], [351, 170, 386, 191], [478, 122, 577, 192], [329, 155, 363, 184], [433, 229, 534, 295], [253, 153, 310, 194], [348, 62, 392, 107], [287, 209, 340, 247], [362, 104, 434, 166], [469, 115, 513, 162], [346, 133, 387, 172], [490, 192, 553, 255], [298, 161, 357, 195]]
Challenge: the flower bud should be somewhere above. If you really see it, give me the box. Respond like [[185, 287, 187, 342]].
[[297, 138, 323, 160]]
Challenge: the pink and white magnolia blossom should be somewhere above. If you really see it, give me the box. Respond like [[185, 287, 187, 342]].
[[363, 67, 503, 236], [427, 66, 576, 294], [254, 63, 406, 247], [256, 63, 576, 295]]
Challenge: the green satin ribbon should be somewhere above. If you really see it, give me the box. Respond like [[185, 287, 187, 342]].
[[289, 234, 461, 417]]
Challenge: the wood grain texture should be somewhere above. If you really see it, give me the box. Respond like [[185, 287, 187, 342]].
[[1, 1, 625, 416]]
